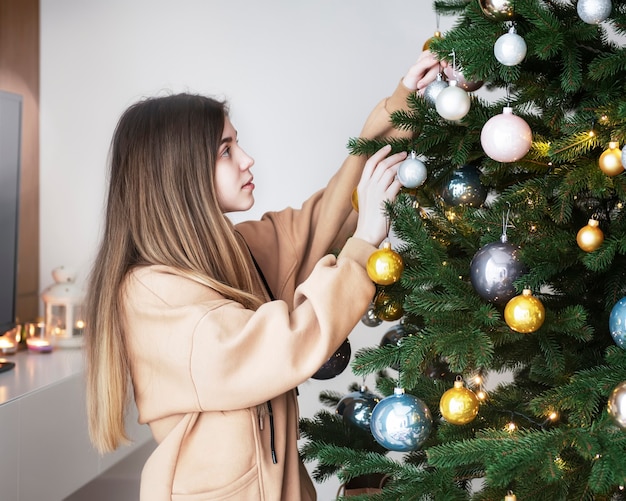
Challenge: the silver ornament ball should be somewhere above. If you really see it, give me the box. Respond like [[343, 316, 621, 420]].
[[577, 0, 612, 24], [424, 73, 449, 106], [397, 152, 427, 189], [361, 303, 382, 327], [470, 240, 525, 304]]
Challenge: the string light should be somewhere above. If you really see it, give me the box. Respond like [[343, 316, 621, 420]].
[[445, 208, 457, 221], [506, 421, 517, 432]]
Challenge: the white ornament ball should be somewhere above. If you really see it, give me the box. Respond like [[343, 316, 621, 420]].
[[577, 0, 612, 24], [397, 152, 427, 188], [436, 81, 471, 121], [621, 144, 626, 170], [480, 107, 532, 162], [494, 27, 527, 66]]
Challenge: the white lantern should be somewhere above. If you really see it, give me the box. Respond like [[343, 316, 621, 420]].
[[41, 266, 85, 348]]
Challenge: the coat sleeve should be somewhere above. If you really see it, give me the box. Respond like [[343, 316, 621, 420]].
[[236, 80, 413, 306], [124, 237, 377, 421]]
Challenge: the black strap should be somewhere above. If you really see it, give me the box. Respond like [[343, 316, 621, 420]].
[[240, 237, 279, 464], [250, 254, 275, 301]]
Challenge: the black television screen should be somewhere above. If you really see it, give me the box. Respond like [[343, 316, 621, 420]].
[[0, 90, 22, 335]]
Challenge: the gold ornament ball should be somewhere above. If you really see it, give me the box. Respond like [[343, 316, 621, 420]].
[[439, 379, 480, 425], [367, 242, 404, 285], [599, 141, 624, 177], [422, 30, 442, 51], [374, 292, 404, 321], [576, 219, 604, 252], [351, 187, 359, 212], [479, 0, 515, 21], [607, 381, 626, 430], [504, 289, 545, 333]]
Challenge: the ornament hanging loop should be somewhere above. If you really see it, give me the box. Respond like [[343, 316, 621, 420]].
[[449, 50, 457, 79], [501, 202, 511, 243]]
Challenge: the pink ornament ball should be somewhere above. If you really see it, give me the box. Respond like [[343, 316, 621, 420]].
[[443, 66, 484, 92], [480, 107, 532, 162]]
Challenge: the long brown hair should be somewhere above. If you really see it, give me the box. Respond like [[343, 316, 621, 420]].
[[85, 93, 264, 452]]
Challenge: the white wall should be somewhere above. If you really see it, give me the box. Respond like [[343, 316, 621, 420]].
[[40, 1, 454, 498]]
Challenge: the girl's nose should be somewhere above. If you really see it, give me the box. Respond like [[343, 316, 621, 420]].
[[240, 150, 254, 170]]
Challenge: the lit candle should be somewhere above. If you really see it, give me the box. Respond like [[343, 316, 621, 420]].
[[26, 338, 53, 353], [0, 337, 16, 354]]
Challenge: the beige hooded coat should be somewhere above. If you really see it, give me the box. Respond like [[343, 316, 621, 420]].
[[123, 80, 413, 500]]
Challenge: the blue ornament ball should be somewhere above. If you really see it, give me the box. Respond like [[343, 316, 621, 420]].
[[370, 388, 432, 451], [609, 297, 626, 349], [311, 338, 351, 380], [470, 240, 525, 304], [336, 386, 381, 431]]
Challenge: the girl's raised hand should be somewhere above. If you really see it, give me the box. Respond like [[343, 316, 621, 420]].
[[402, 50, 446, 95]]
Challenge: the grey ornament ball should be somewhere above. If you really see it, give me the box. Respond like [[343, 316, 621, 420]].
[[608, 381, 626, 429], [621, 144, 626, 170], [439, 164, 487, 207], [577, 0, 612, 24], [361, 303, 382, 327], [494, 27, 527, 66], [397, 152, 427, 189], [470, 241, 525, 304], [424, 73, 448, 106]]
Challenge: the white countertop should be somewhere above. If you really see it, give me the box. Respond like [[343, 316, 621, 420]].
[[0, 347, 84, 405]]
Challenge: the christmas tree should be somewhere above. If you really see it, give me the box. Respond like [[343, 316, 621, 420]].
[[299, 1, 626, 499]]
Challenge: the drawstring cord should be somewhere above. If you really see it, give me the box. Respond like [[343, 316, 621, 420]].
[[267, 400, 278, 464]]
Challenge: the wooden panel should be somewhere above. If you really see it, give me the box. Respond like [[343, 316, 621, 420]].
[[0, 0, 40, 323]]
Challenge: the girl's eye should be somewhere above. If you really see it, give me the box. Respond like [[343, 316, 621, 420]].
[[221, 147, 231, 157]]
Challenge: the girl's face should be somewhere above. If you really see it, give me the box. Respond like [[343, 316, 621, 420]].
[[215, 117, 255, 213]]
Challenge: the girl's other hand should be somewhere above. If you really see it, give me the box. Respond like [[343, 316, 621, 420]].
[[352, 145, 405, 247]]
